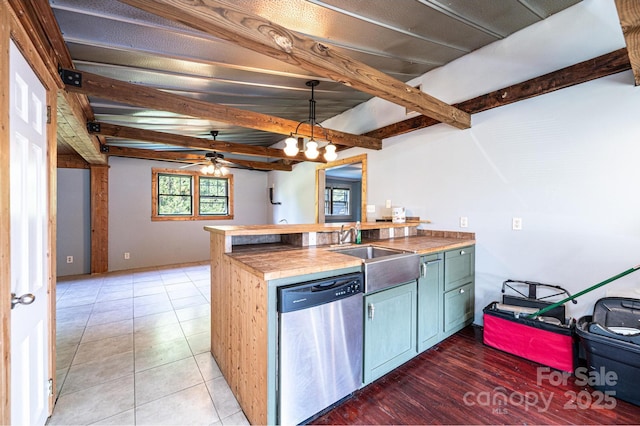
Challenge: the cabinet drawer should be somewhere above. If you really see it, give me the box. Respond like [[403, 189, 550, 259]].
[[443, 282, 474, 334], [444, 246, 475, 291]]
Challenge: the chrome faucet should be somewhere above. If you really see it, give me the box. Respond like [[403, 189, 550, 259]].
[[338, 224, 356, 244]]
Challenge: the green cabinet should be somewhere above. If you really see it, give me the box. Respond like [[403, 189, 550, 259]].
[[363, 281, 417, 384], [417, 253, 443, 352], [444, 246, 475, 291], [443, 282, 474, 334], [442, 246, 475, 338], [416, 245, 475, 351]]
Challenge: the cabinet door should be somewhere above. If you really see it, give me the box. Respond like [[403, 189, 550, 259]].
[[443, 282, 474, 335], [444, 247, 475, 291], [364, 281, 417, 384], [417, 254, 443, 352]]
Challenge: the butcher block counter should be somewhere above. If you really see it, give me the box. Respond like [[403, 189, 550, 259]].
[[203, 223, 474, 424]]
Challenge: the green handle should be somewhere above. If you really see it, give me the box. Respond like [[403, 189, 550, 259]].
[[527, 264, 640, 319]]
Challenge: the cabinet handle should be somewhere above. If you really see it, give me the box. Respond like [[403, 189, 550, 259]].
[[460, 288, 465, 294], [421, 259, 442, 277], [368, 303, 375, 320], [460, 250, 465, 255]]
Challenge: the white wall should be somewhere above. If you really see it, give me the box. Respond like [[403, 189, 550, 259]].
[[108, 157, 269, 271], [269, 0, 640, 322], [56, 168, 91, 276]]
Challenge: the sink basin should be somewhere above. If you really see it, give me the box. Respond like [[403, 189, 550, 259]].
[[332, 245, 420, 293], [331, 245, 407, 260]]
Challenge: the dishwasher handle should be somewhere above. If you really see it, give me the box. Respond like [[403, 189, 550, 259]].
[[368, 303, 375, 320]]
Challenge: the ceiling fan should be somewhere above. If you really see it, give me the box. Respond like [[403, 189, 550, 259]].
[[179, 151, 232, 176]]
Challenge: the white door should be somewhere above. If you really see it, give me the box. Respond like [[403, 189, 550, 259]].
[[9, 39, 50, 426]]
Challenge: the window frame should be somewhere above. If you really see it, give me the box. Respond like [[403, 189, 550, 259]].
[[151, 168, 234, 221], [324, 182, 354, 221]]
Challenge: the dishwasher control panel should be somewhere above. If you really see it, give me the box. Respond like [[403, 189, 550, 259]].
[[278, 272, 364, 313]]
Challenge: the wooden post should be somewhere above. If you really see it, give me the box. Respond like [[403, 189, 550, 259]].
[[90, 164, 109, 274]]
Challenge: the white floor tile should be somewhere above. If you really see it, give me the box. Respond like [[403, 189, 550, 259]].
[[48, 375, 135, 425], [135, 357, 203, 405], [135, 383, 219, 425], [205, 376, 242, 420], [53, 264, 247, 426]]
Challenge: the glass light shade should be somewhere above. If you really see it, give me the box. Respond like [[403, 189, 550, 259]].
[[323, 143, 337, 161], [202, 164, 215, 174], [304, 140, 319, 159], [283, 136, 299, 156]]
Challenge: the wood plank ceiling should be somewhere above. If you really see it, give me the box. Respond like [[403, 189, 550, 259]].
[[49, 0, 587, 170]]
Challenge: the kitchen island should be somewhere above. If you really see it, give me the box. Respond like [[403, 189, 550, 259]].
[[203, 223, 475, 424]]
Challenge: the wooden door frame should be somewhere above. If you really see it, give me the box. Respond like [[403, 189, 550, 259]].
[[1, 2, 58, 423]]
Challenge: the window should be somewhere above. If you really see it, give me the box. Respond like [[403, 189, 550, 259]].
[[152, 168, 233, 221], [325, 186, 351, 216]]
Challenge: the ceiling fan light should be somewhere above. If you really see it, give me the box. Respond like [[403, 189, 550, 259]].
[[206, 164, 215, 174], [284, 135, 299, 156], [323, 143, 337, 161]]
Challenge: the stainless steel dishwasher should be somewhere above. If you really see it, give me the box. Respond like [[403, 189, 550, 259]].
[[277, 272, 363, 425]]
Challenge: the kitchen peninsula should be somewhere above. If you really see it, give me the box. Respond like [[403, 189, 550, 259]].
[[204, 222, 475, 424]]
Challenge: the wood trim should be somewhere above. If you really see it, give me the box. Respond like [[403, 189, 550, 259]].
[[315, 154, 367, 223], [91, 122, 324, 163], [366, 48, 632, 140], [0, 3, 11, 423], [63, 70, 382, 150], [121, 0, 470, 130], [46, 82, 58, 417], [615, 0, 640, 85], [90, 165, 109, 274]]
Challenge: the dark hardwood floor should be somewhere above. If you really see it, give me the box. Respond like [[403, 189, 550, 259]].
[[312, 326, 640, 425]]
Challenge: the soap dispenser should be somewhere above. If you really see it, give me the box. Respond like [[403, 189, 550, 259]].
[[355, 221, 362, 244]]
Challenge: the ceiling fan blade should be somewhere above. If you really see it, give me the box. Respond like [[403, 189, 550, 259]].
[[178, 161, 206, 169]]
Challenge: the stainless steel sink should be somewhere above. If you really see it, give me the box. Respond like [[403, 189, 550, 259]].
[[332, 245, 420, 293]]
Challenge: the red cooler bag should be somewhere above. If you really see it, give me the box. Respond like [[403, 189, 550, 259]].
[[483, 302, 576, 373]]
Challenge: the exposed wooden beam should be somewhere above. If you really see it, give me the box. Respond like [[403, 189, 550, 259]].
[[90, 122, 324, 163], [120, 0, 470, 130], [106, 145, 293, 172], [57, 154, 90, 169], [57, 92, 107, 164], [366, 48, 632, 140], [8, 0, 104, 163], [62, 70, 382, 151], [615, 0, 640, 85]]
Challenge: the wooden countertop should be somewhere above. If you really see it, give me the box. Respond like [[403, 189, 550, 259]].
[[227, 236, 475, 281], [203, 222, 417, 236]]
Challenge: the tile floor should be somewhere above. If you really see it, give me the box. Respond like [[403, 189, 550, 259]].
[[48, 262, 249, 426]]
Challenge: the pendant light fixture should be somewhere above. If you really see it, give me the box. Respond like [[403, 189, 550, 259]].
[[284, 80, 338, 162]]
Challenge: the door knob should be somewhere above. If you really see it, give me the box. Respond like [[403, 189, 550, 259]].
[[11, 292, 35, 310]]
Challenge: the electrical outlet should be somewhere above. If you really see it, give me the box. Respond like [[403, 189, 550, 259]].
[[308, 232, 317, 246], [385, 200, 391, 208], [512, 217, 522, 231], [366, 204, 376, 213], [459, 216, 468, 228], [124, 252, 130, 260], [66, 256, 73, 264]]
